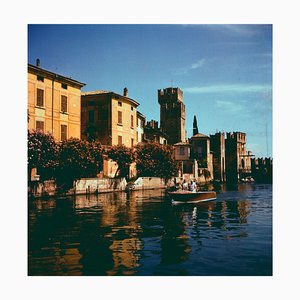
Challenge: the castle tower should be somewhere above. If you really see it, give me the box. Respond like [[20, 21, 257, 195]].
[[158, 87, 186, 144]]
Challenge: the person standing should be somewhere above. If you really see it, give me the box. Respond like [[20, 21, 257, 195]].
[[182, 180, 188, 191]]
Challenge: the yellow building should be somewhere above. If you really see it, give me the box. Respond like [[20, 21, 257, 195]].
[[81, 88, 140, 147], [28, 59, 86, 140], [81, 88, 140, 178]]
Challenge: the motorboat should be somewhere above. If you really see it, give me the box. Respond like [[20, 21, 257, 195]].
[[168, 190, 217, 204]]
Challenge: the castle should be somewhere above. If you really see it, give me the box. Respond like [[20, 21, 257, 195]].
[[28, 60, 272, 183]]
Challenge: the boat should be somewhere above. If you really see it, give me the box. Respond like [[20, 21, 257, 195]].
[[168, 190, 217, 204]]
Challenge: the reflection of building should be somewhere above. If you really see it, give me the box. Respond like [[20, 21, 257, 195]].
[[99, 193, 142, 275], [144, 120, 168, 144], [225, 132, 253, 182], [28, 59, 85, 141], [210, 132, 226, 182], [158, 87, 186, 144], [81, 88, 139, 147]]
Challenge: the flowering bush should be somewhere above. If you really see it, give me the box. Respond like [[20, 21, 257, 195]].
[[105, 145, 136, 178], [135, 142, 179, 179], [56, 138, 103, 189], [27, 130, 59, 180]]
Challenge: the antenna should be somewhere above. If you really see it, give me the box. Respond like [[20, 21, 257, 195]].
[[266, 122, 269, 157]]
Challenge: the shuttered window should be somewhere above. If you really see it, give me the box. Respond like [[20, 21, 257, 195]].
[[180, 146, 185, 155], [118, 135, 122, 146], [36, 120, 44, 132], [61, 125, 67, 141], [131, 115, 134, 128], [118, 111, 122, 124], [36, 89, 44, 107], [37, 75, 44, 82], [61, 95, 68, 113]]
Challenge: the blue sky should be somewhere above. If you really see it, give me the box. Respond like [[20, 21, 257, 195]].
[[28, 24, 272, 157]]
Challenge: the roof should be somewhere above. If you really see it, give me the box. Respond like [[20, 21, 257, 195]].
[[191, 133, 209, 139], [173, 142, 191, 146], [81, 90, 140, 107], [28, 64, 85, 88], [81, 90, 111, 96], [137, 111, 146, 119]]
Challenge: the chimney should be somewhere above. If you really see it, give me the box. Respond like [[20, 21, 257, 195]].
[[123, 87, 128, 97], [36, 58, 40, 68]]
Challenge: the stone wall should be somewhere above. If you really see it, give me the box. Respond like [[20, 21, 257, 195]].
[[74, 178, 127, 194], [28, 180, 57, 198], [133, 177, 167, 190], [29, 177, 172, 198]]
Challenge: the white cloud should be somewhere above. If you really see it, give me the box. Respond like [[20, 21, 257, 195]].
[[216, 100, 243, 113], [204, 24, 257, 36], [190, 59, 205, 70], [174, 58, 206, 75], [183, 84, 272, 94]]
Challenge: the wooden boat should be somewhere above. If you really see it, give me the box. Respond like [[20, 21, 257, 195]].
[[168, 190, 217, 204]]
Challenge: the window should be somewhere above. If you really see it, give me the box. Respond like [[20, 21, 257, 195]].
[[89, 110, 94, 124], [61, 125, 67, 141], [61, 95, 68, 113], [118, 111, 122, 124], [37, 75, 44, 82], [118, 135, 122, 146], [180, 146, 185, 155], [36, 89, 44, 107], [131, 138, 134, 147], [36, 120, 44, 132], [131, 106, 133, 111], [131, 115, 134, 128], [118, 101, 122, 107], [61, 83, 68, 89]]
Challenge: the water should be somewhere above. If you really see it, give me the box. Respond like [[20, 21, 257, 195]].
[[28, 183, 272, 276]]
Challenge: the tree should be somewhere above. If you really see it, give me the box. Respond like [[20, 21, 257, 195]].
[[27, 130, 59, 181], [193, 115, 199, 136], [105, 145, 136, 178], [56, 138, 103, 190], [135, 142, 179, 179], [83, 124, 98, 142]]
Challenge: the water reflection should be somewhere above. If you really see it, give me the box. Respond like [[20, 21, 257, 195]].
[[28, 184, 272, 275]]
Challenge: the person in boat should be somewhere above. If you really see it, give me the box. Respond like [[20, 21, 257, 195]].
[[182, 180, 188, 191], [176, 181, 182, 190], [190, 180, 197, 193]]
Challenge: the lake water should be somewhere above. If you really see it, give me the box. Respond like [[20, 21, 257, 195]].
[[28, 183, 272, 276]]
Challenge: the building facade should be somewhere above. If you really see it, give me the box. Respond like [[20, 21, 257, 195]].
[[144, 120, 168, 144], [173, 142, 197, 181], [210, 132, 226, 182], [225, 132, 252, 182], [158, 87, 186, 145], [136, 111, 146, 144], [251, 157, 273, 183], [28, 59, 85, 141], [81, 88, 139, 148], [190, 133, 214, 181]]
